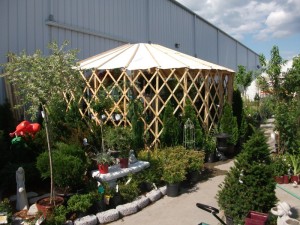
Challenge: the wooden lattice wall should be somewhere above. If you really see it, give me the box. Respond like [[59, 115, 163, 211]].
[[76, 68, 234, 148]]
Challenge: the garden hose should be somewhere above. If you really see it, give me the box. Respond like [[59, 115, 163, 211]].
[[276, 184, 300, 200]]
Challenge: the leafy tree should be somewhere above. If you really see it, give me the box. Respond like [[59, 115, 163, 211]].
[[1, 41, 81, 202], [282, 55, 300, 100], [217, 130, 277, 224], [161, 102, 179, 147], [235, 65, 254, 96], [258, 46, 286, 99]]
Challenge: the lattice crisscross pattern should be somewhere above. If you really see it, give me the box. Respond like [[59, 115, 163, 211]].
[[72, 68, 233, 148]]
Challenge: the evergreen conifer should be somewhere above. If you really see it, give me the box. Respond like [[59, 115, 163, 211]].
[[217, 130, 277, 224]]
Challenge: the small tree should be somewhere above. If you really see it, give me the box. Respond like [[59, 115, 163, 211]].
[[128, 99, 144, 150], [219, 101, 239, 146], [1, 41, 81, 202], [161, 102, 179, 147], [235, 65, 254, 96], [217, 130, 277, 224]]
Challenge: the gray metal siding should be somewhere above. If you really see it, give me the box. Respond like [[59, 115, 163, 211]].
[[195, 19, 218, 63], [0, 0, 261, 104], [237, 43, 248, 67], [218, 31, 237, 70]]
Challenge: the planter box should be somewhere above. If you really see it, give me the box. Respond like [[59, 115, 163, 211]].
[[245, 211, 268, 225]]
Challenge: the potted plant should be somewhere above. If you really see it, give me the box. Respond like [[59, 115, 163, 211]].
[[104, 126, 133, 168], [287, 153, 300, 184], [94, 152, 115, 174], [218, 101, 239, 155], [160, 146, 188, 197], [2, 41, 82, 214], [185, 150, 205, 183], [203, 132, 217, 163], [271, 154, 288, 184], [217, 130, 277, 225]]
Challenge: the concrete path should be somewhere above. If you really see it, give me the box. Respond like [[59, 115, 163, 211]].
[[108, 117, 300, 224], [109, 160, 234, 225]]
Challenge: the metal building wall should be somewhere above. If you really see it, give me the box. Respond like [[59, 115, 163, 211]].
[[0, 0, 260, 104]]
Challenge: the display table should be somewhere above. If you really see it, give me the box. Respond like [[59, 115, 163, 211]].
[[91, 161, 150, 184]]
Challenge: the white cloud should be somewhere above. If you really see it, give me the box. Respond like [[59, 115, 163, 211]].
[[176, 0, 300, 41]]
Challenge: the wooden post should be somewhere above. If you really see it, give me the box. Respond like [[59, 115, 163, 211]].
[[155, 68, 160, 148], [204, 70, 210, 129]]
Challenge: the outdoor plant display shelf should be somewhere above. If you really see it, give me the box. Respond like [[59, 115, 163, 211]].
[[91, 161, 150, 185]]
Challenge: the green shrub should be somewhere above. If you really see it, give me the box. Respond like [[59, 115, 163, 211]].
[[67, 193, 93, 214], [118, 175, 140, 203], [217, 130, 277, 224], [36, 142, 88, 192], [0, 198, 13, 224], [160, 146, 188, 184], [161, 102, 180, 147]]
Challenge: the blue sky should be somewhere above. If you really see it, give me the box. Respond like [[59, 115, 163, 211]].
[[176, 0, 300, 60]]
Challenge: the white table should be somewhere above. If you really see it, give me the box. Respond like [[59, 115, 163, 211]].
[[91, 161, 150, 186]]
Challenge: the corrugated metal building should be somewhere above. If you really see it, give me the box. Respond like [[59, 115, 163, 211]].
[[0, 0, 260, 104]]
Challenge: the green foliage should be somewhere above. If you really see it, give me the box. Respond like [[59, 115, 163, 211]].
[[287, 153, 300, 175], [274, 101, 300, 153], [118, 175, 140, 203], [259, 46, 286, 99], [128, 99, 144, 150], [36, 142, 87, 191], [203, 131, 216, 154], [282, 55, 300, 99], [137, 149, 164, 186], [103, 126, 133, 157], [0, 198, 13, 224], [271, 155, 288, 176], [1, 41, 81, 119], [161, 102, 180, 147], [67, 193, 93, 213], [91, 95, 114, 115], [235, 65, 254, 95], [182, 100, 203, 148], [217, 130, 277, 224], [185, 150, 205, 172], [259, 96, 276, 121], [47, 100, 88, 146], [219, 102, 239, 145], [43, 205, 68, 225], [94, 152, 115, 165], [160, 146, 189, 184]]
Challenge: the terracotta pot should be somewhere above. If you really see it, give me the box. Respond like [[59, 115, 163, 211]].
[[98, 164, 109, 174], [245, 211, 268, 225], [283, 175, 290, 184], [119, 158, 129, 168], [290, 175, 299, 184], [275, 176, 284, 184], [36, 196, 64, 218]]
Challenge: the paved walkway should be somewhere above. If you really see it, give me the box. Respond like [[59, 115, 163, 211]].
[[109, 160, 233, 225], [108, 118, 300, 225]]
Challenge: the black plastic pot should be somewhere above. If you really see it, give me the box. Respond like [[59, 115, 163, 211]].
[[166, 183, 180, 197], [215, 133, 231, 157]]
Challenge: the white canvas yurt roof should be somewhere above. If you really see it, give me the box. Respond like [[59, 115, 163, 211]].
[[78, 43, 234, 72]]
